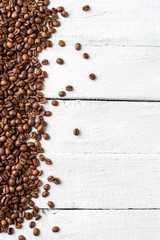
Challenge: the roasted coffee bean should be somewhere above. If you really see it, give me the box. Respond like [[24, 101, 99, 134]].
[[18, 236, 26, 240], [56, 58, 64, 65], [47, 176, 55, 182], [61, 11, 69, 17], [29, 221, 36, 229], [59, 91, 66, 97], [58, 40, 65, 47], [66, 85, 73, 91], [53, 178, 61, 185], [52, 100, 59, 106], [83, 53, 89, 59], [73, 128, 80, 136], [45, 158, 52, 165], [43, 133, 50, 140], [7, 227, 14, 235], [57, 6, 64, 12], [35, 214, 41, 221], [52, 226, 60, 232], [33, 228, 40, 236], [89, 73, 96, 80], [48, 201, 55, 208], [82, 5, 90, 11], [42, 191, 49, 198], [42, 59, 49, 65], [75, 43, 81, 50], [43, 184, 50, 191]]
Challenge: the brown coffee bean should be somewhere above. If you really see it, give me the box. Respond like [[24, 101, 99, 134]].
[[75, 43, 81, 50], [66, 85, 73, 91], [58, 91, 66, 97], [52, 226, 60, 232], [48, 201, 55, 208], [45, 158, 52, 165], [58, 40, 65, 47], [89, 73, 96, 80], [33, 228, 40, 236], [83, 53, 89, 59], [43, 184, 50, 190], [47, 176, 54, 182], [53, 178, 61, 185], [56, 58, 64, 65], [42, 191, 49, 198], [7, 227, 14, 235], [52, 100, 59, 106], [82, 5, 90, 11], [73, 128, 80, 136], [61, 11, 69, 17], [35, 214, 41, 221], [29, 221, 36, 228], [42, 59, 49, 65], [43, 133, 50, 140], [57, 6, 64, 12], [18, 236, 26, 240]]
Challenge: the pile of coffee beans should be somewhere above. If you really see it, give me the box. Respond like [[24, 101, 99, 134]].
[[0, 0, 69, 237]]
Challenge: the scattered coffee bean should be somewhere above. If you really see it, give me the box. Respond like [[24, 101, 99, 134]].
[[52, 100, 59, 106], [42, 191, 49, 198], [56, 58, 64, 65], [73, 128, 80, 136], [58, 40, 66, 47], [75, 43, 81, 50], [45, 158, 52, 165], [61, 11, 69, 17], [43, 133, 50, 140], [83, 53, 89, 59], [43, 184, 50, 191], [59, 91, 66, 97], [57, 6, 64, 12], [42, 59, 49, 65], [89, 73, 96, 80], [82, 5, 90, 11], [35, 214, 41, 221], [18, 236, 26, 240], [7, 228, 14, 235], [29, 221, 36, 229], [53, 178, 61, 185], [47, 176, 55, 182], [48, 201, 55, 208], [52, 226, 60, 232], [33, 228, 40, 236], [66, 85, 73, 91]]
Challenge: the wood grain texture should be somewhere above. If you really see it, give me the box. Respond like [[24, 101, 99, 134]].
[[33, 153, 160, 209], [2, 210, 160, 240], [40, 46, 160, 100], [42, 101, 160, 154]]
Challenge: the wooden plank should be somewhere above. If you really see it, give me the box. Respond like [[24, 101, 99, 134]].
[[47, 0, 160, 46], [42, 101, 160, 154], [41, 46, 160, 100], [33, 153, 160, 209], [2, 210, 160, 240]]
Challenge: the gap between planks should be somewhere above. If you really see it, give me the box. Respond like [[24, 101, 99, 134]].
[[40, 208, 160, 211]]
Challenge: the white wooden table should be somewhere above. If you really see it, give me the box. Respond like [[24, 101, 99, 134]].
[[3, 0, 160, 239]]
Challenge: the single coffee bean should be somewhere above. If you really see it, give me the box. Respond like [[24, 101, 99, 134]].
[[58, 91, 66, 97], [33, 228, 40, 236], [47, 176, 54, 182], [43, 133, 50, 140], [29, 221, 36, 228], [45, 158, 52, 165], [83, 53, 89, 59], [82, 5, 90, 11], [52, 226, 60, 232], [7, 227, 14, 235], [75, 43, 81, 50], [56, 58, 64, 65], [43, 184, 50, 190], [61, 11, 68, 17], [57, 6, 64, 12], [48, 201, 55, 208], [89, 73, 96, 80], [35, 214, 41, 221], [42, 59, 49, 65], [66, 85, 73, 91], [52, 100, 59, 106], [53, 177, 61, 185], [58, 40, 65, 47], [73, 128, 80, 136], [18, 236, 26, 240]]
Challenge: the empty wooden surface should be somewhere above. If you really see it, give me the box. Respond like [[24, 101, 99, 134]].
[[2, 0, 160, 239]]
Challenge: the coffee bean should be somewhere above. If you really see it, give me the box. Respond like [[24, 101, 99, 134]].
[[43, 184, 50, 190], [35, 214, 41, 221], [58, 40, 65, 47], [59, 91, 66, 97], [43, 133, 50, 140], [52, 226, 60, 232], [45, 158, 52, 165], [33, 228, 40, 236], [83, 53, 89, 59], [42, 191, 49, 198], [18, 236, 26, 240], [53, 178, 61, 185], [52, 100, 59, 106], [75, 43, 81, 50], [89, 73, 96, 80], [73, 128, 80, 136], [57, 6, 64, 12], [82, 5, 90, 11], [42, 59, 49, 65], [61, 11, 69, 17], [66, 85, 73, 91], [47, 176, 54, 182], [7, 227, 14, 235], [48, 201, 55, 208], [29, 221, 36, 228], [56, 58, 64, 65]]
